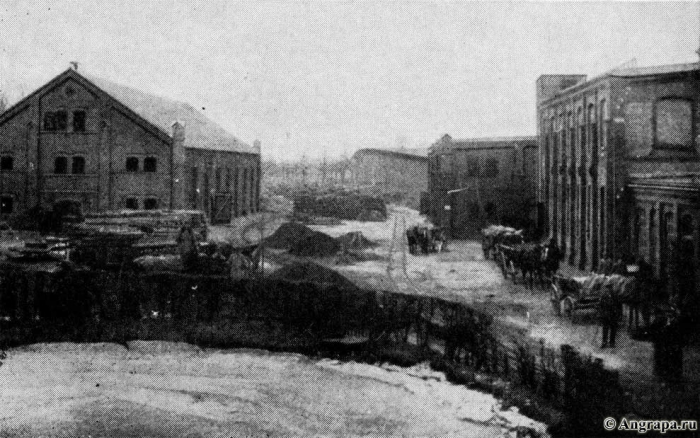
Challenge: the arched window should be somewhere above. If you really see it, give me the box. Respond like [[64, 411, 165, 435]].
[[54, 156, 68, 174], [144, 156, 157, 172], [71, 156, 85, 174], [126, 157, 139, 172]]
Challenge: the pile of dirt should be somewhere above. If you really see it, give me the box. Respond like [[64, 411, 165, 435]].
[[264, 222, 317, 249], [336, 231, 377, 249], [265, 222, 340, 257], [270, 262, 360, 290], [288, 232, 340, 257], [293, 192, 387, 222]]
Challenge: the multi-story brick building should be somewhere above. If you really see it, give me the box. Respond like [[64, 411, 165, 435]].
[[0, 67, 260, 223], [427, 135, 538, 238], [537, 62, 700, 301], [351, 147, 428, 208]]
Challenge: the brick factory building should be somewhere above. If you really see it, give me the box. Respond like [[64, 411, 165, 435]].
[[351, 147, 428, 208], [537, 62, 700, 301], [0, 67, 260, 223], [427, 134, 538, 238]]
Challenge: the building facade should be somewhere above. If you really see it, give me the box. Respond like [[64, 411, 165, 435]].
[[537, 63, 700, 299], [427, 135, 538, 238], [352, 148, 428, 208], [0, 68, 260, 223]]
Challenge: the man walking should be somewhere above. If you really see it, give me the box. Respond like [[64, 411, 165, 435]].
[[599, 283, 622, 348]]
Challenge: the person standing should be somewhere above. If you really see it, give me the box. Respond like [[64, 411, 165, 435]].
[[176, 225, 199, 272], [599, 283, 622, 348]]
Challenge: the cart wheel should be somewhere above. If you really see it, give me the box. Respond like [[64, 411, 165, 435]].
[[562, 297, 575, 318]]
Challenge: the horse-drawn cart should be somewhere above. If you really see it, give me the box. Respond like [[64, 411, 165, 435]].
[[551, 273, 636, 319], [550, 275, 599, 318]]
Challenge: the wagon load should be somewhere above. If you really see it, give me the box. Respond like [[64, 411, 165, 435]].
[[552, 273, 640, 317]]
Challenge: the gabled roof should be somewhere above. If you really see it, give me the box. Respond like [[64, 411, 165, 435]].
[[0, 68, 257, 154]]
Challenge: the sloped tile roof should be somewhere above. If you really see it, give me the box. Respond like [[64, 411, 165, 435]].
[[82, 73, 256, 154]]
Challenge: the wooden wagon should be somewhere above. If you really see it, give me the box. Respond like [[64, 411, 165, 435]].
[[550, 274, 602, 318]]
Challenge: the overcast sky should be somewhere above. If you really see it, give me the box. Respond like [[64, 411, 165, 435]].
[[1, 1, 698, 160]]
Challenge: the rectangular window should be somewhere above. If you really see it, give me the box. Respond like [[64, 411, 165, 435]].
[[72, 110, 86, 132], [71, 156, 85, 174], [144, 198, 158, 210], [144, 157, 157, 172], [54, 156, 68, 174], [55, 111, 68, 131], [0, 196, 13, 214], [482, 157, 499, 177], [0, 156, 13, 171], [190, 167, 198, 208], [125, 198, 138, 210], [126, 157, 139, 172], [43, 111, 67, 131], [43, 112, 57, 131]]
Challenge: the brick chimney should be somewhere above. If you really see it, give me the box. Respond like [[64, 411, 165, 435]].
[[172, 121, 186, 209], [253, 139, 261, 153]]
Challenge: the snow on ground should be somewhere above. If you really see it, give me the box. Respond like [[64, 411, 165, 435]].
[[303, 207, 668, 378], [0, 342, 514, 437]]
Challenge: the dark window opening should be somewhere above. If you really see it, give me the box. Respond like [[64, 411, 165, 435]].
[[125, 198, 138, 210], [482, 158, 499, 177], [126, 157, 139, 172], [73, 110, 86, 132], [144, 198, 158, 210], [466, 158, 479, 177], [71, 156, 85, 174], [1, 156, 13, 171], [54, 156, 68, 174], [144, 156, 157, 172], [43, 112, 57, 131], [56, 112, 68, 131], [0, 197, 13, 214]]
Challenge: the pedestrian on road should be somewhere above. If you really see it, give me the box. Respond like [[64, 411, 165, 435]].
[[599, 283, 622, 348]]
